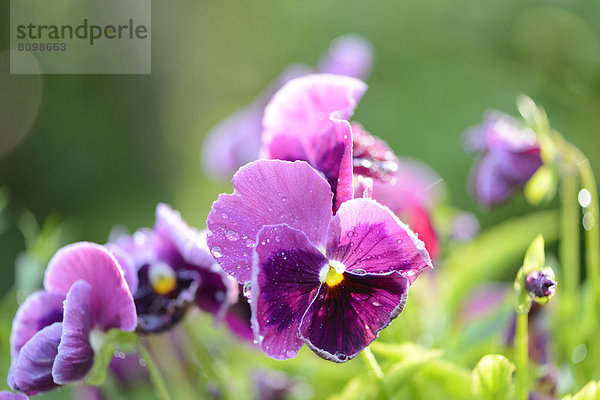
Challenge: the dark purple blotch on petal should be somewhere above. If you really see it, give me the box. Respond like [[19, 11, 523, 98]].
[[299, 271, 408, 362], [251, 224, 324, 360]]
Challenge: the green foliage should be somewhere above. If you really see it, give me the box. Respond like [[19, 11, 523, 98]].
[[562, 381, 600, 400], [471, 355, 515, 400]]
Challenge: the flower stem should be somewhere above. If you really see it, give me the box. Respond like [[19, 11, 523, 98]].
[[560, 161, 580, 306], [362, 346, 384, 380], [515, 312, 529, 400], [577, 158, 600, 320], [137, 340, 173, 400]]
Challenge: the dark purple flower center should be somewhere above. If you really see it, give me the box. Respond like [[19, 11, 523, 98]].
[[134, 262, 200, 334], [525, 270, 556, 298]]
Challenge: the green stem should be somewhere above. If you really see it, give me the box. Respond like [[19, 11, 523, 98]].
[[362, 346, 389, 400], [515, 312, 529, 400], [137, 340, 173, 400], [183, 318, 226, 397], [577, 158, 600, 319], [362, 346, 384, 380], [560, 162, 580, 305]]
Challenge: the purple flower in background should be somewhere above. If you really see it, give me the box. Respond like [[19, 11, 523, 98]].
[[261, 74, 367, 211], [207, 160, 431, 362], [109, 204, 237, 333], [464, 111, 543, 207], [202, 34, 373, 181], [8, 243, 137, 395]]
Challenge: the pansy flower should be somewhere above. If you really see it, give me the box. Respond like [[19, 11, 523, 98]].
[[0, 392, 28, 400], [202, 34, 373, 181], [109, 204, 237, 333], [8, 243, 136, 395], [464, 111, 543, 207], [207, 160, 431, 362]]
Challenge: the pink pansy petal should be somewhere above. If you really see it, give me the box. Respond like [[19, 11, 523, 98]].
[[0, 392, 28, 400], [52, 281, 94, 385], [262, 74, 367, 161], [261, 135, 309, 163], [318, 34, 374, 80], [207, 160, 333, 283], [12, 322, 62, 395], [299, 271, 408, 363], [105, 244, 138, 294], [10, 291, 64, 362], [326, 198, 432, 284], [44, 242, 137, 332], [250, 224, 324, 360]]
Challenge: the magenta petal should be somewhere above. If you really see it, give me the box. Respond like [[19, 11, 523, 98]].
[[250, 224, 324, 360], [105, 244, 138, 294], [0, 392, 28, 400], [299, 271, 408, 362], [10, 291, 64, 363], [326, 198, 432, 284], [44, 242, 137, 332], [262, 74, 367, 161], [207, 160, 333, 283], [52, 280, 94, 385], [12, 323, 62, 395], [318, 34, 374, 80]]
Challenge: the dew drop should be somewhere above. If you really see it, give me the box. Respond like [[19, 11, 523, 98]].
[[352, 268, 366, 275], [578, 189, 592, 208], [334, 351, 348, 361], [347, 231, 356, 238], [211, 247, 223, 258], [242, 282, 252, 298], [372, 301, 381, 307], [285, 350, 297, 358], [396, 239, 403, 245], [225, 230, 239, 241], [583, 212, 595, 231], [221, 213, 228, 219], [245, 239, 254, 248]]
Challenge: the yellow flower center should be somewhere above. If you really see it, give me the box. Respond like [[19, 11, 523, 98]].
[[320, 260, 346, 287], [149, 262, 177, 295]]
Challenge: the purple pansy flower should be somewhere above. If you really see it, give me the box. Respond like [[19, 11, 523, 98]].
[[109, 204, 238, 333], [202, 34, 373, 181], [0, 392, 28, 400], [261, 73, 367, 211], [207, 160, 431, 362], [464, 111, 543, 207], [8, 243, 137, 395]]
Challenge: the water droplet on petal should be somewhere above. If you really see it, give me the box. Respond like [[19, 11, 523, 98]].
[[334, 351, 348, 361], [225, 230, 239, 241], [242, 281, 252, 298], [245, 238, 254, 248], [352, 268, 366, 275], [285, 349, 297, 358], [221, 213, 228, 219], [211, 247, 223, 258], [372, 301, 381, 307], [396, 239, 403, 244]]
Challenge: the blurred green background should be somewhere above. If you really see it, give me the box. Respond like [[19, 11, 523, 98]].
[[1, 0, 600, 297]]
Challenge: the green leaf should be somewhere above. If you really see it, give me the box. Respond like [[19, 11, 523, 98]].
[[561, 381, 600, 400], [328, 376, 377, 400], [86, 330, 138, 386], [410, 359, 473, 400], [525, 165, 557, 206], [375, 343, 443, 393], [472, 355, 515, 400], [523, 234, 545, 274]]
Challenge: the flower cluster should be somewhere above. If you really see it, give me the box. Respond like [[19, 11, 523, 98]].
[[206, 72, 434, 362]]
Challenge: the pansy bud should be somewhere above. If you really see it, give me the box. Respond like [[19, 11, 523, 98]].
[[525, 269, 556, 300]]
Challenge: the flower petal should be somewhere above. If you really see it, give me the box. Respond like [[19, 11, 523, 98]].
[[44, 242, 137, 332], [318, 34, 374, 80], [299, 271, 408, 362], [52, 280, 94, 385], [12, 322, 62, 395], [10, 291, 64, 362], [0, 392, 28, 400], [314, 119, 354, 212], [105, 244, 138, 294], [262, 74, 367, 161], [326, 198, 432, 284], [471, 154, 515, 207], [207, 160, 333, 283], [250, 224, 324, 360]]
